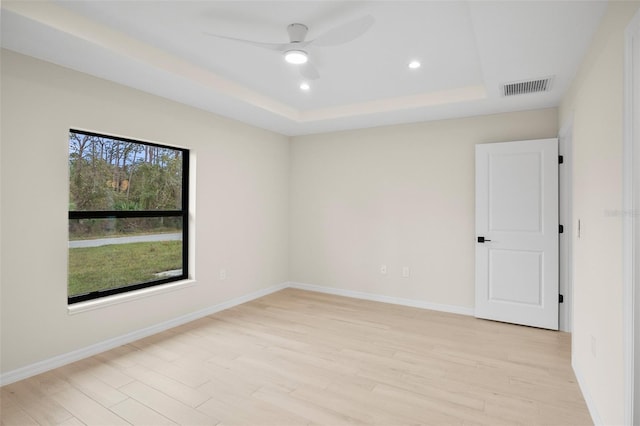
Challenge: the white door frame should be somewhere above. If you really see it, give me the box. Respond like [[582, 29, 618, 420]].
[[623, 8, 640, 426], [558, 118, 574, 332]]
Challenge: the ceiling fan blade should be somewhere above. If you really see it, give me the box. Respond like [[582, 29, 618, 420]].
[[204, 32, 291, 52], [300, 62, 320, 80], [309, 15, 374, 47]]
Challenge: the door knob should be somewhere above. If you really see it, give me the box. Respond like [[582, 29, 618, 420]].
[[477, 236, 491, 243]]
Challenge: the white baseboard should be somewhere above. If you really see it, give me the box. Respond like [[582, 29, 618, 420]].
[[572, 357, 602, 425], [1, 281, 474, 386], [0, 282, 288, 386], [288, 281, 475, 317]]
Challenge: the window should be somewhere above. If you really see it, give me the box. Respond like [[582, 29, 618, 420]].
[[68, 129, 189, 304]]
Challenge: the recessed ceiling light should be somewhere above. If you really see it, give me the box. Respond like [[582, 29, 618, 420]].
[[300, 82, 310, 91], [285, 50, 308, 64], [408, 60, 421, 69]]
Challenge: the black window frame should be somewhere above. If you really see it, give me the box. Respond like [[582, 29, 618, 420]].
[[68, 129, 189, 304]]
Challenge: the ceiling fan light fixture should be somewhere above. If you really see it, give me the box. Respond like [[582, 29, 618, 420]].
[[285, 49, 308, 64]]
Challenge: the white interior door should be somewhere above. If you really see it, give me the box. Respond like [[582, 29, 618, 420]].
[[475, 138, 559, 330]]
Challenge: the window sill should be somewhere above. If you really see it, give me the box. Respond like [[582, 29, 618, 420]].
[[68, 279, 197, 315]]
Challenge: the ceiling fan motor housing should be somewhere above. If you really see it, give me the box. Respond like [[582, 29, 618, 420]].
[[287, 23, 309, 43]]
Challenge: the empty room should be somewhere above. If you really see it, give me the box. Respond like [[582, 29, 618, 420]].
[[1, 1, 639, 425]]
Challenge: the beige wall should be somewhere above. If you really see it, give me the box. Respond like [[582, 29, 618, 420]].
[[0, 50, 291, 373], [290, 109, 557, 309], [559, 2, 640, 424]]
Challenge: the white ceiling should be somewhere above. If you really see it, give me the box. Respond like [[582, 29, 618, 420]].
[[1, 1, 607, 136]]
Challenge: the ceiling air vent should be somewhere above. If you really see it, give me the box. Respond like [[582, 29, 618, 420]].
[[502, 76, 554, 97]]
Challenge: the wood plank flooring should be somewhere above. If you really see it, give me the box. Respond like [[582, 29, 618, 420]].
[[1, 288, 592, 425]]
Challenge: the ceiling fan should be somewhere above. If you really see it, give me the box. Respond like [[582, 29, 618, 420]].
[[205, 15, 374, 80]]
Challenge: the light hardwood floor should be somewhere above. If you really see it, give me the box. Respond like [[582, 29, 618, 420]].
[[1, 288, 592, 425]]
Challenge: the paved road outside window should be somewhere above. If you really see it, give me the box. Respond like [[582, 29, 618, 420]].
[[69, 233, 182, 248]]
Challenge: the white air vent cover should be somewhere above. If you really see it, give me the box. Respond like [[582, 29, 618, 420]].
[[502, 76, 554, 97]]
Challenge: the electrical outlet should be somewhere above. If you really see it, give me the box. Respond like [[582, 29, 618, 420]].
[[219, 269, 227, 280], [380, 264, 387, 275], [402, 266, 410, 278]]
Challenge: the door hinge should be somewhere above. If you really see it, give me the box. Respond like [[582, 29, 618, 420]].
[[559, 224, 564, 233], [559, 294, 564, 303], [559, 155, 564, 164]]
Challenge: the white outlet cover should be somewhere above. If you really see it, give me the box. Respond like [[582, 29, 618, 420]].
[[402, 267, 410, 277], [380, 264, 387, 275]]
